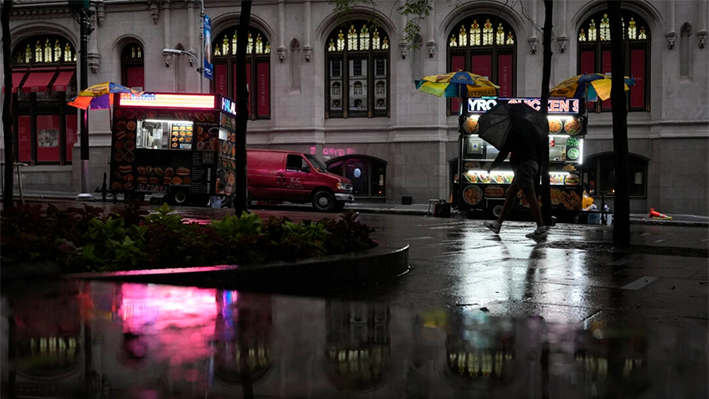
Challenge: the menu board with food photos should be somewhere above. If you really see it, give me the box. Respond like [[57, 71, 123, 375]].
[[215, 131, 237, 196], [131, 149, 216, 194], [170, 123, 193, 150], [110, 110, 139, 193]]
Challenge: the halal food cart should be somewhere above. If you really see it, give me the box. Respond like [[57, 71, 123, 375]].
[[455, 97, 587, 221], [109, 92, 239, 206]]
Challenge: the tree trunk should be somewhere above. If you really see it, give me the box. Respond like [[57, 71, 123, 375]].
[[233, 0, 252, 216], [540, 0, 553, 226], [608, 0, 630, 246], [2, 0, 14, 210]]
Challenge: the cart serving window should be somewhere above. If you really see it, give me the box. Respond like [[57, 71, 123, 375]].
[[456, 97, 587, 220], [110, 92, 238, 206]]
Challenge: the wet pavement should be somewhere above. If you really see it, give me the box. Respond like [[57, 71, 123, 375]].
[[1, 199, 708, 397]]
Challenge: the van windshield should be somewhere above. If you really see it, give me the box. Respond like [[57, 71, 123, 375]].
[[305, 154, 328, 173]]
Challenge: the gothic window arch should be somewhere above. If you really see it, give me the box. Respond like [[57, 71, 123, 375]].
[[326, 20, 390, 118], [212, 25, 271, 119], [12, 34, 76, 66], [577, 9, 650, 112], [447, 15, 516, 114], [121, 43, 144, 90], [680, 23, 692, 80], [10, 35, 77, 165]]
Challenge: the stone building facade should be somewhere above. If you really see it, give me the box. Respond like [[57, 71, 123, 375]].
[[1, 0, 708, 215]]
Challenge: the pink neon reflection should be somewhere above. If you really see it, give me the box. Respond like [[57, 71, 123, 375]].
[[118, 284, 218, 366]]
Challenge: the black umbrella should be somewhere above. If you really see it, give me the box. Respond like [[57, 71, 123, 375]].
[[477, 102, 548, 152]]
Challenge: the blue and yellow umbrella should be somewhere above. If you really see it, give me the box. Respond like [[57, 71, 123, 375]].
[[550, 73, 635, 102], [68, 82, 142, 110], [415, 71, 499, 98]]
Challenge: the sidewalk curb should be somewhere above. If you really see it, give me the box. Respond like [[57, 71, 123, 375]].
[[7, 194, 709, 228], [65, 241, 410, 295]]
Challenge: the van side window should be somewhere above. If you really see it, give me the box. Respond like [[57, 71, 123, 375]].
[[286, 155, 308, 172]]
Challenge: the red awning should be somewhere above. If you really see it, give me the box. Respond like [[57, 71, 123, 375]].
[[21, 70, 57, 93], [1, 71, 27, 93], [52, 70, 75, 92]]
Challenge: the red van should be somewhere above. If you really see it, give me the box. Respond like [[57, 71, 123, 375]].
[[246, 149, 354, 212]]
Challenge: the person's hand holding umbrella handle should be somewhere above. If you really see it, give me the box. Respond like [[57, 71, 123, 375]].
[[487, 150, 509, 173]]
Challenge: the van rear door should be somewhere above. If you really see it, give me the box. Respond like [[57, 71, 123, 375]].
[[247, 151, 284, 200]]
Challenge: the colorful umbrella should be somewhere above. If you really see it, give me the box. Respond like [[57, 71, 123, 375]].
[[415, 71, 499, 98], [550, 73, 635, 102], [67, 82, 142, 110]]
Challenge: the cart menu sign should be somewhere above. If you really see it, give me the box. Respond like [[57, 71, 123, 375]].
[[467, 97, 583, 114]]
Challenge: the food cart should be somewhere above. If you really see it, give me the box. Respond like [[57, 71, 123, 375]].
[[455, 97, 587, 221], [109, 92, 238, 206]]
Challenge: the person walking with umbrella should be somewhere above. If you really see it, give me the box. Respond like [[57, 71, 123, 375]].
[[478, 102, 549, 239]]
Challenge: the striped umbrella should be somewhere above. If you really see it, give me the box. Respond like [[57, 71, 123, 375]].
[[415, 71, 499, 98]]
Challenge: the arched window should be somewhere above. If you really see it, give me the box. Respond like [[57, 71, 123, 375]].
[[211, 26, 271, 120], [12, 34, 76, 66], [447, 15, 516, 114], [121, 43, 144, 90], [577, 10, 650, 112], [326, 20, 390, 118], [10, 35, 77, 165], [327, 155, 387, 198], [584, 153, 647, 197]]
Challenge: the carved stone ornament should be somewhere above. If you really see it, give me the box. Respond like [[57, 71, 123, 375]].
[[88, 53, 100, 73], [557, 36, 568, 53], [97, 2, 105, 26], [698, 30, 708, 49], [399, 43, 407, 59], [149, 1, 160, 25], [164, 53, 172, 67], [303, 45, 312, 62], [426, 40, 436, 58], [277, 46, 287, 63], [528, 37, 539, 55], [665, 31, 677, 50]]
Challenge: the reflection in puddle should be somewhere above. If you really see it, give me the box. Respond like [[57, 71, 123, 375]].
[[2, 280, 706, 398]]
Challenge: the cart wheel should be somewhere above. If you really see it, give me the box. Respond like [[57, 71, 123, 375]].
[[171, 190, 189, 206], [491, 204, 504, 219]]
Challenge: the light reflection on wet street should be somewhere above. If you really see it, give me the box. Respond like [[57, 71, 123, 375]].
[[2, 281, 706, 398], [2, 202, 707, 397]]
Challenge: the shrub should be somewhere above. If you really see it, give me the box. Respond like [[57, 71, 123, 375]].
[[1, 203, 376, 273]]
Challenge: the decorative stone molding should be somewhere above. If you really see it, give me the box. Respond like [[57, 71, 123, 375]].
[[303, 45, 312, 62], [557, 35, 568, 53], [665, 31, 677, 50], [698, 30, 708, 49], [277, 46, 287, 63], [149, 1, 160, 25], [528, 37, 539, 55], [399, 43, 407, 59], [97, 2, 105, 26], [163, 53, 172, 67], [87, 53, 100, 73], [426, 40, 436, 58]]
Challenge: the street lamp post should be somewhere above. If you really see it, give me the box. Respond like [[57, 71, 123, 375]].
[[74, 4, 95, 201]]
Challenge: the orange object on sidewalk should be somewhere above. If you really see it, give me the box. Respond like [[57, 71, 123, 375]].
[[649, 208, 673, 219]]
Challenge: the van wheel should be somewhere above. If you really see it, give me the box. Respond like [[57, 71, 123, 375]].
[[312, 191, 336, 212]]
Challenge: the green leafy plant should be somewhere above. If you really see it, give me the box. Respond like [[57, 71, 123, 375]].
[[1, 202, 376, 273]]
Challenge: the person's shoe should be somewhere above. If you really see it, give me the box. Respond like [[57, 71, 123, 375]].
[[484, 220, 501, 234], [525, 226, 549, 239]]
